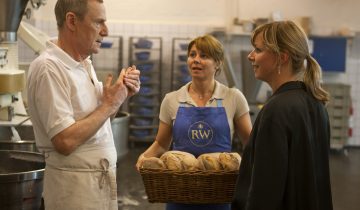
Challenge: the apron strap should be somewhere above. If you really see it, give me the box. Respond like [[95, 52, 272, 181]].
[[216, 99, 223, 107], [99, 159, 117, 200], [179, 102, 190, 107]]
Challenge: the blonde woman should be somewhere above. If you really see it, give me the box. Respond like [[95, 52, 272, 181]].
[[232, 21, 333, 210]]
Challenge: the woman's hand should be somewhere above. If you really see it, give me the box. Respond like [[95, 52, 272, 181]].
[[135, 153, 146, 172]]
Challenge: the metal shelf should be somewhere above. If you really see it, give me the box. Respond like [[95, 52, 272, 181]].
[[170, 37, 193, 91], [128, 36, 162, 145], [91, 35, 123, 77]]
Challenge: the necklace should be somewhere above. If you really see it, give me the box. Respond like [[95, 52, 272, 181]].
[[190, 83, 215, 100]]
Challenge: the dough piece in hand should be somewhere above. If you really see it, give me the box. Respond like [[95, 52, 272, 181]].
[[219, 152, 241, 171], [197, 153, 222, 171], [160, 151, 199, 171], [140, 157, 165, 169]]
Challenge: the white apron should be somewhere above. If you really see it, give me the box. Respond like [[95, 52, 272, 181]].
[[43, 138, 118, 210]]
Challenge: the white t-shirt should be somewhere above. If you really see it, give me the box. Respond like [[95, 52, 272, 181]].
[[27, 39, 113, 152], [159, 81, 249, 140]]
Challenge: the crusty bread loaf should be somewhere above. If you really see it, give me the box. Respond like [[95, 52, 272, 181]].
[[197, 153, 222, 171], [160, 152, 183, 170], [158, 151, 241, 171], [140, 157, 166, 169], [218, 152, 241, 171], [160, 151, 199, 171]]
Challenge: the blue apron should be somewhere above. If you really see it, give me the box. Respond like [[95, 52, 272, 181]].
[[166, 99, 231, 210]]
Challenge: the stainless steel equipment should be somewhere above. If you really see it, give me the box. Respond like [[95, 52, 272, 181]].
[[0, 0, 47, 123], [0, 150, 44, 210], [0, 124, 35, 140], [0, 0, 47, 145], [0, 140, 37, 152], [0, 0, 29, 122], [0, 2, 46, 209], [111, 111, 130, 161]]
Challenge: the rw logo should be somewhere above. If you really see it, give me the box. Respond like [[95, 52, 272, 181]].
[[188, 121, 213, 147]]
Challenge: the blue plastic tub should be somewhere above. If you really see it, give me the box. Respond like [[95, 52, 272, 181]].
[[134, 107, 154, 115], [180, 75, 192, 83], [139, 86, 152, 94], [137, 63, 154, 72], [133, 118, 153, 126], [130, 129, 150, 137], [178, 64, 188, 74], [178, 54, 188, 62], [132, 96, 154, 104], [179, 43, 188, 51], [140, 75, 151, 83], [134, 38, 153, 49], [135, 51, 151, 61], [100, 41, 113, 48]]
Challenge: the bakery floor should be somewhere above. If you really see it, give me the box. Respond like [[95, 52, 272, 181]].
[[116, 145, 164, 210], [116, 145, 360, 210]]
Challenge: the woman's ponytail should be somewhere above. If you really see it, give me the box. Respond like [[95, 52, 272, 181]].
[[303, 55, 330, 104]]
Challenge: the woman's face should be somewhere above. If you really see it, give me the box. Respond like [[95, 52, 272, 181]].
[[247, 33, 278, 83], [187, 45, 218, 81]]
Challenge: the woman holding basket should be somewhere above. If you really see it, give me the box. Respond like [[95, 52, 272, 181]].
[[136, 34, 252, 210]]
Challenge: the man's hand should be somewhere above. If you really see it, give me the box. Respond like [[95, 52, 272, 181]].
[[102, 70, 128, 116], [123, 65, 141, 97]]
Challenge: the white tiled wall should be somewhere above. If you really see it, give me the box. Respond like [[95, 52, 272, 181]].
[[346, 34, 360, 145], [19, 20, 360, 146], [19, 20, 212, 95], [105, 21, 210, 95]]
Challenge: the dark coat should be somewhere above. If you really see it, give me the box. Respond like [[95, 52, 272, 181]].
[[232, 81, 333, 210]]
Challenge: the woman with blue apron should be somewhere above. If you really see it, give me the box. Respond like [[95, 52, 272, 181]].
[[166, 99, 232, 210], [136, 34, 252, 210]]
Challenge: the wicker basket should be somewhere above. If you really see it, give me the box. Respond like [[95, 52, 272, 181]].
[[140, 168, 239, 204]]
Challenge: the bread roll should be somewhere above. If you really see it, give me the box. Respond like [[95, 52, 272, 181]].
[[219, 152, 241, 171], [174, 151, 199, 170], [197, 153, 222, 171], [160, 151, 199, 171], [160, 152, 183, 170], [140, 157, 165, 169]]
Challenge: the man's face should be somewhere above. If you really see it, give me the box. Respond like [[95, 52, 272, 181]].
[[75, 0, 108, 58]]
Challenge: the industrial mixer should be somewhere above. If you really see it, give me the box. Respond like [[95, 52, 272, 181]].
[[0, 0, 48, 140], [0, 1, 47, 209]]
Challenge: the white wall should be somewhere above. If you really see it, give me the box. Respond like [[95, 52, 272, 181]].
[[33, 0, 360, 35], [26, 0, 360, 146], [33, 0, 228, 26], [236, 0, 360, 35]]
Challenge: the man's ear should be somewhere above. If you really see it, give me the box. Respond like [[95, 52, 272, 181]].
[[65, 12, 77, 32]]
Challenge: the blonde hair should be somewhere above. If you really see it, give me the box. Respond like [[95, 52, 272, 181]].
[[187, 34, 224, 75], [251, 21, 329, 104]]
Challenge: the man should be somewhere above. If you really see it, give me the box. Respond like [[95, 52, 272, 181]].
[[27, 0, 140, 209]]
